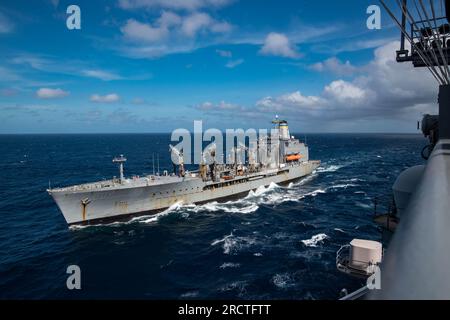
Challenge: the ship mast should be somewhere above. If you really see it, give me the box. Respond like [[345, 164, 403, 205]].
[[112, 155, 127, 183]]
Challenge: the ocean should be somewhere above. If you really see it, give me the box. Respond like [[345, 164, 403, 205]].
[[0, 133, 426, 299]]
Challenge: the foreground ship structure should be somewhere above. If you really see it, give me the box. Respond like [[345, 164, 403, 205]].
[[337, 0, 450, 300], [48, 119, 320, 225]]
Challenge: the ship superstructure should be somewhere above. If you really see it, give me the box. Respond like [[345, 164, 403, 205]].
[[48, 119, 320, 225]]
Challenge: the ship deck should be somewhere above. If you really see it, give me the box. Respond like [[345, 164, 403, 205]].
[[49, 174, 198, 193], [49, 160, 320, 194]]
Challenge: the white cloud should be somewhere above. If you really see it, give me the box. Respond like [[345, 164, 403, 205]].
[[180, 12, 231, 37], [90, 93, 120, 103], [181, 12, 212, 37], [252, 41, 436, 122], [216, 49, 232, 57], [323, 80, 366, 104], [310, 57, 358, 76], [196, 100, 241, 111], [82, 69, 122, 81], [121, 11, 231, 45], [259, 32, 300, 59], [210, 21, 232, 33], [11, 54, 141, 82], [119, 11, 232, 58], [0, 11, 14, 34], [157, 11, 182, 27], [118, 0, 233, 11], [256, 91, 324, 115], [121, 18, 169, 43], [315, 37, 396, 55], [225, 59, 244, 68], [36, 88, 69, 99]]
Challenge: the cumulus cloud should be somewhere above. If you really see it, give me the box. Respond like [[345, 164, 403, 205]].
[[310, 57, 358, 76], [208, 41, 436, 125], [259, 32, 300, 59], [121, 18, 170, 43], [90, 93, 120, 103], [121, 11, 231, 46], [36, 88, 69, 99], [256, 41, 437, 120], [181, 12, 213, 37], [323, 80, 366, 104], [118, 0, 233, 11], [256, 91, 325, 117]]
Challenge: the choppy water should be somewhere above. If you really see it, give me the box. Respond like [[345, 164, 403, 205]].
[[0, 133, 426, 299]]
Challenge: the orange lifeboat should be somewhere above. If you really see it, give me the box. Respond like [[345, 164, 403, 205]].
[[286, 154, 302, 162]]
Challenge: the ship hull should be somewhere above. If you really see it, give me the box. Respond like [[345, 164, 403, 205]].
[[50, 161, 320, 225]]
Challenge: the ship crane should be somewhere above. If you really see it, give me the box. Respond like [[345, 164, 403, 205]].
[[169, 144, 185, 177], [231, 142, 248, 175], [201, 143, 217, 181], [112, 155, 127, 183]]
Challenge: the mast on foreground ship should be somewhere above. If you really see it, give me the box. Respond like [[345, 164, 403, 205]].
[[48, 119, 320, 225]]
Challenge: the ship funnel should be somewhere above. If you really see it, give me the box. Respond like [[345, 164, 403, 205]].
[[272, 118, 290, 140]]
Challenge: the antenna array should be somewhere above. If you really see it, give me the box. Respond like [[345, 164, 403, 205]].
[[381, 0, 450, 84]]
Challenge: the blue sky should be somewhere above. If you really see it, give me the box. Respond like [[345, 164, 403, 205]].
[[0, 0, 439, 133]]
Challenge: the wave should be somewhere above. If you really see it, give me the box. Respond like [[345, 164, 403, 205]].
[[68, 220, 125, 230], [287, 173, 317, 188], [180, 291, 199, 298], [272, 272, 296, 289], [355, 201, 371, 209], [301, 233, 328, 247], [219, 262, 241, 269], [328, 183, 359, 189], [205, 201, 259, 214], [316, 164, 344, 173], [132, 201, 184, 224], [300, 189, 326, 199], [211, 232, 258, 255], [219, 280, 248, 297], [246, 182, 279, 198], [211, 232, 234, 246]]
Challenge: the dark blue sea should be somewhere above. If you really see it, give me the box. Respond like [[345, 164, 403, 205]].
[[0, 133, 426, 299]]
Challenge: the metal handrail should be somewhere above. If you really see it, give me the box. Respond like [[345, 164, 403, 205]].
[[339, 286, 370, 301], [336, 244, 380, 276]]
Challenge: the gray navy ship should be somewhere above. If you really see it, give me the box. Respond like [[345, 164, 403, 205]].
[[48, 119, 320, 225]]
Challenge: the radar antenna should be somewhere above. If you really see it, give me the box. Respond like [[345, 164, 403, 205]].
[[380, 0, 450, 139]]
